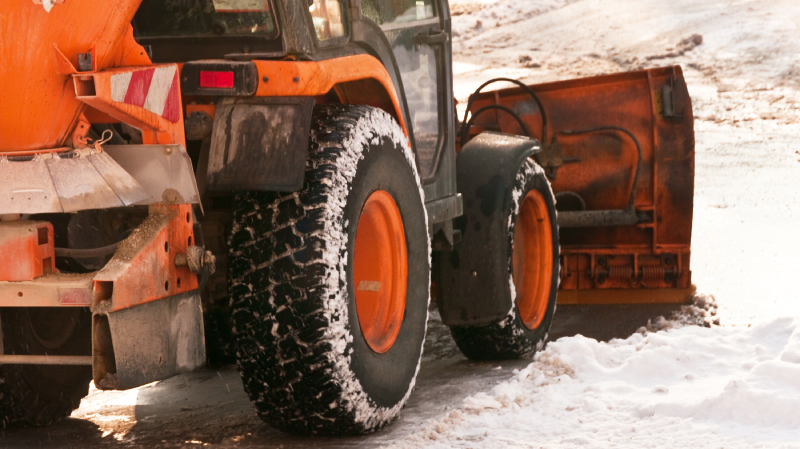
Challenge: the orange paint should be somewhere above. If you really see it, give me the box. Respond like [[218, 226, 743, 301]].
[[512, 190, 554, 330], [93, 204, 198, 312], [0, 222, 55, 282], [186, 104, 217, 119], [0, 0, 145, 152], [254, 55, 408, 135], [73, 65, 186, 147], [353, 191, 408, 353], [557, 285, 696, 305]]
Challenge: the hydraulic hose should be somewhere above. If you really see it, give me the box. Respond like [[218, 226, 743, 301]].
[[461, 105, 532, 145], [555, 126, 643, 209], [55, 242, 120, 259], [460, 78, 548, 145]]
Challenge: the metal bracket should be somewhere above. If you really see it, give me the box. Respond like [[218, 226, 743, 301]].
[[661, 76, 685, 119], [0, 355, 92, 365], [535, 137, 579, 180]]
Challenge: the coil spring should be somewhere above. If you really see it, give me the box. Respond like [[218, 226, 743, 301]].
[[608, 265, 633, 280], [641, 265, 666, 281]]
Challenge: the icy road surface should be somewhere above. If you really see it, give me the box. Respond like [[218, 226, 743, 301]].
[[5, 0, 800, 447]]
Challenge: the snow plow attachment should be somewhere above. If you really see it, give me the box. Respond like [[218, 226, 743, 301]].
[[461, 66, 694, 304]]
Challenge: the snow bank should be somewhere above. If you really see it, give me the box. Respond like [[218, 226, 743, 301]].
[[388, 318, 800, 448]]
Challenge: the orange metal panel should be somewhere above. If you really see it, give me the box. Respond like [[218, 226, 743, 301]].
[[93, 204, 198, 312], [0, 221, 55, 282], [253, 55, 408, 135], [186, 104, 217, 120], [0, 272, 94, 307], [0, 0, 145, 152], [73, 65, 186, 147], [557, 285, 696, 305]]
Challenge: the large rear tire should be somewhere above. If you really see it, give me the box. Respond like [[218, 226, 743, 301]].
[[446, 160, 560, 360], [0, 308, 92, 428], [228, 105, 430, 435]]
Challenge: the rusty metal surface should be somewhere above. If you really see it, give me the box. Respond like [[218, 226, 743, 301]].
[[104, 145, 201, 205], [0, 221, 55, 282], [0, 355, 93, 365], [557, 285, 696, 305], [93, 204, 199, 312], [0, 272, 94, 307], [93, 290, 206, 391], [465, 66, 694, 299], [88, 152, 151, 206], [558, 207, 640, 228]]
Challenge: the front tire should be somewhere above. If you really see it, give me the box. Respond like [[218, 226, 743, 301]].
[[228, 105, 430, 435], [446, 160, 560, 360]]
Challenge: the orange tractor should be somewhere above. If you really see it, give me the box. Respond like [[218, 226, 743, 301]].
[[0, 0, 693, 435]]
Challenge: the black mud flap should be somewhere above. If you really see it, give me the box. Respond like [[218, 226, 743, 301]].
[[437, 132, 541, 326], [92, 291, 206, 390], [206, 97, 315, 192]]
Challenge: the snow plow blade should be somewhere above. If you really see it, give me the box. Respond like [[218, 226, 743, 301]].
[[462, 66, 694, 304]]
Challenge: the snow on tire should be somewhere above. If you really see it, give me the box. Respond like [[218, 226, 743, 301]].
[[228, 105, 430, 435], [449, 160, 560, 360]]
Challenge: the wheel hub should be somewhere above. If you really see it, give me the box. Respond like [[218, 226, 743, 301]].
[[353, 190, 408, 353], [512, 190, 554, 330]]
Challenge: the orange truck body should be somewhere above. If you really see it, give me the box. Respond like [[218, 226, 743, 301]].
[[1, 0, 151, 153]]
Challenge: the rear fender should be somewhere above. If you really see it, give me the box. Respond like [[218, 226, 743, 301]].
[[202, 55, 406, 193], [437, 132, 540, 326]]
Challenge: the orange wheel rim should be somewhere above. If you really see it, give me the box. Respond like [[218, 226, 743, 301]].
[[512, 190, 554, 330], [353, 190, 408, 353]]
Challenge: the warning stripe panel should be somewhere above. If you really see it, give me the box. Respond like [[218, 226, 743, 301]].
[[107, 66, 181, 123], [124, 69, 155, 108], [162, 77, 181, 123]]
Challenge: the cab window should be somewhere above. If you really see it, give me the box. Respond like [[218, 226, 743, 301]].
[[134, 0, 277, 37], [362, 0, 436, 26], [309, 0, 347, 40]]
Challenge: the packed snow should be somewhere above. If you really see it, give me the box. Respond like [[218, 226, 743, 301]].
[[392, 0, 800, 447], [390, 318, 800, 448]]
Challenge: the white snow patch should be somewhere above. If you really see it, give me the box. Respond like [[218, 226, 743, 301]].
[[387, 318, 800, 448]]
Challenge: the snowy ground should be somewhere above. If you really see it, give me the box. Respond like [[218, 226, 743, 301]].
[[390, 318, 800, 448], [5, 1, 800, 447], [385, 0, 800, 447]]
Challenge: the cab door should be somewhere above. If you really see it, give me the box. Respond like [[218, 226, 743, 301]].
[[362, 0, 451, 181]]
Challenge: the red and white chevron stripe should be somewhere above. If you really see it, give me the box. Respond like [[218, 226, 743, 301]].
[[110, 66, 181, 123]]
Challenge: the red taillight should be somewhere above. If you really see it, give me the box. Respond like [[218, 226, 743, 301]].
[[199, 71, 234, 89]]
